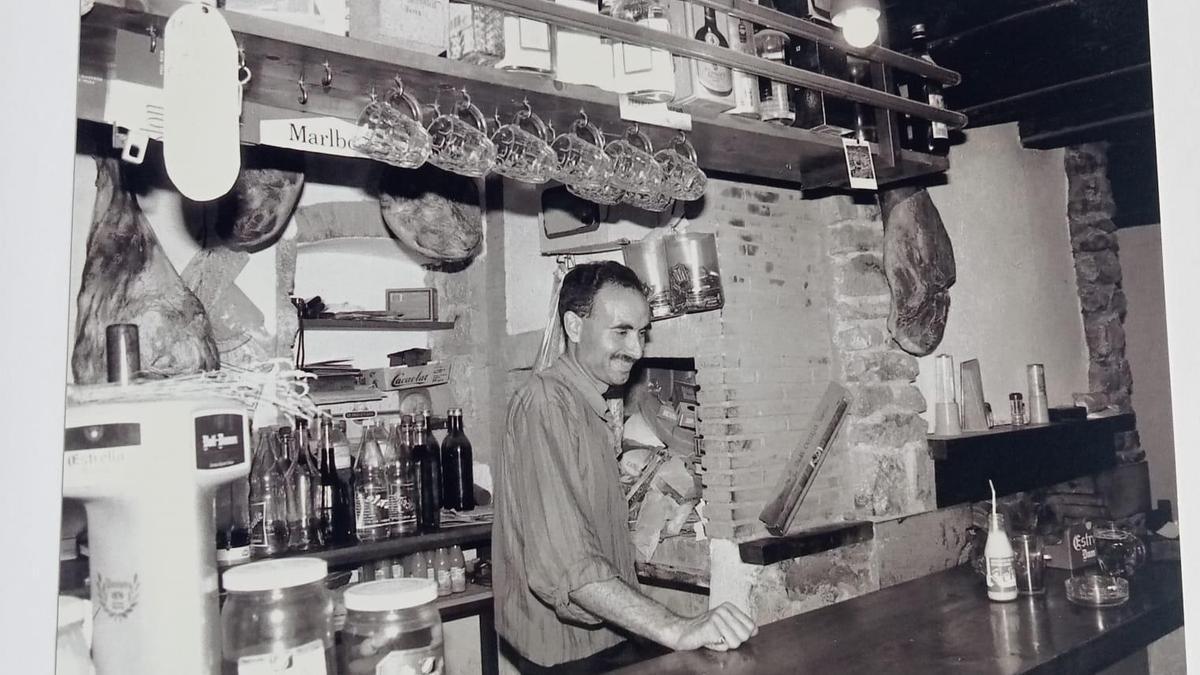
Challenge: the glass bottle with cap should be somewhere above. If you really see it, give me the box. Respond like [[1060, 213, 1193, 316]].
[[339, 578, 444, 675], [221, 557, 336, 674]]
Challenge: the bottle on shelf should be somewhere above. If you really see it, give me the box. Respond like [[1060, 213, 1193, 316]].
[[214, 469, 251, 568], [390, 418, 420, 537], [753, 1, 794, 125], [449, 545, 467, 593], [414, 414, 441, 533], [984, 481, 1018, 602], [318, 418, 354, 546], [409, 551, 428, 581], [901, 23, 950, 155], [333, 419, 353, 480], [285, 420, 323, 551], [353, 420, 392, 543], [611, 0, 676, 103], [847, 56, 877, 144], [435, 548, 452, 597], [694, 7, 733, 96], [441, 408, 476, 512], [425, 551, 437, 583], [248, 429, 288, 558]]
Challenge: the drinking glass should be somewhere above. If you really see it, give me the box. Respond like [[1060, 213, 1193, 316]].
[[1011, 532, 1045, 595], [351, 90, 403, 161], [655, 132, 707, 201], [623, 188, 674, 212], [552, 112, 613, 192], [380, 80, 432, 169], [491, 102, 559, 184], [426, 88, 496, 177], [1093, 521, 1147, 578], [605, 124, 663, 193]]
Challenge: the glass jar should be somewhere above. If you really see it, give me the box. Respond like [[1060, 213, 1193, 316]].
[[221, 558, 335, 675], [339, 578, 444, 675]]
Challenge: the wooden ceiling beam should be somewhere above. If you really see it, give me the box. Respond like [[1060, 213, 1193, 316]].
[[1019, 108, 1153, 149], [929, 0, 1078, 50], [961, 62, 1150, 128]]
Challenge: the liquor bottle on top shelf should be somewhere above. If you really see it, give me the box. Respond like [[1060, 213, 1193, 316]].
[[285, 421, 323, 551], [413, 415, 441, 533], [441, 408, 476, 512], [389, 419, 419, 537], [695, 7, 733, 95], [353, 420, 392, 543], [753, 0, 794, 124], [248, 429, 289, 558], [902, 23, 949, 155], [847, 56, 877, 143]]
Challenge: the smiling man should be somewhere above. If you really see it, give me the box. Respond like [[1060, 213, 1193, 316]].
[[494, 261, 757, 673]]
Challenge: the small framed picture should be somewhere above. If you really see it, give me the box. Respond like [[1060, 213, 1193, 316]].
[[385, 288, 438, 321], [842, 137, 878, 191]]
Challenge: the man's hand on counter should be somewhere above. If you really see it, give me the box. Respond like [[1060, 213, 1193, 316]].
[[668, 602, 759, 652]]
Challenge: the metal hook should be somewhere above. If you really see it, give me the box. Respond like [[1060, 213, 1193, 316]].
[[459, 88, 472, 109], [519, 98, 533, 119], [368, 84, 377, 101], [237, 46, 252, 86], [147, 26, 157, 53], [578, 109, 590, 127], [392, 75, 405, 95], [321, 61, 333, 88], [297, 74, 308, 105]]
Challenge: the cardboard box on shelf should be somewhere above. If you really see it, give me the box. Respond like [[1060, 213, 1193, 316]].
[[224, 0, 350, 36], [668, 0, 736, 114], [349, 0, 448, 56], [365, 363, 451, 392]]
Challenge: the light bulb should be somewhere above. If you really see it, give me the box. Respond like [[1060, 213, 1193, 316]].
[[834, 6, 881, 48]]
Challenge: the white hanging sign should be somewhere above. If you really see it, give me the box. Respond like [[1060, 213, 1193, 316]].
[[258, 117, 368, 159]]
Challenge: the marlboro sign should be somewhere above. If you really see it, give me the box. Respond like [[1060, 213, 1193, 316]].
[[365, 363, 451, 392]]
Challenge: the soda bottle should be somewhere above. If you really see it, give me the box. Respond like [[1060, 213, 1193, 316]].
[[248, 429, 288, 558], [435, 547, 452, 596], [352, 421, 392, 543], [390, 419, 419, 536], [414, 415, 441, 532], [449, 545, 467, 593], [318, 418, 354, 545], [285, 420, 323, 551]]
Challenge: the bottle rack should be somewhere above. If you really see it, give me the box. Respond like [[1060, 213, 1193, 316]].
[[77, 0, 964, 189]]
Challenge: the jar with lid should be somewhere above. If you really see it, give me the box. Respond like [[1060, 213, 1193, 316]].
[[221, 558, 335, 674], [339, 578, 444, 675]]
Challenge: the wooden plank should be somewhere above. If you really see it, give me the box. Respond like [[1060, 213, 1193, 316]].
[[738, 520, 874, 565], [636, 561, 711, 592], [302, 318, 457, 331]]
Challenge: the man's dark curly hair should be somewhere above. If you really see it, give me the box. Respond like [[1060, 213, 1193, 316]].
[[557, 261, 648, 330]]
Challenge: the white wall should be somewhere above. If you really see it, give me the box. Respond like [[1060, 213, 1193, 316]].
[[917, 124, 1089, 425], [1117, 225, 1177, 510]]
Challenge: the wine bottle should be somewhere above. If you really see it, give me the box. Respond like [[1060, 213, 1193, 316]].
[[694, 8, 732, 95], [906, 23, 949, 154], [441, 408, 476, 511]]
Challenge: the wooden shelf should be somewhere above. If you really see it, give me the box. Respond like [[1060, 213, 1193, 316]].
[[738, 520, 874, 566], [930, 412, 1137, 508], [303, 318, 456, 331], [77, 0, 950, 189], [436, 581, 494, 622], [273, 521, 491, 568]]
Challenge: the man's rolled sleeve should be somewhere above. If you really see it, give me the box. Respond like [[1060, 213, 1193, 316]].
[[510, 384, 620, 625]]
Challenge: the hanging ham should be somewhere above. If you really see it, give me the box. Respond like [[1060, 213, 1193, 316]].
[[72, 157, 219, 383], [379, 166, 482, 262], [879, 185, 956, 357]]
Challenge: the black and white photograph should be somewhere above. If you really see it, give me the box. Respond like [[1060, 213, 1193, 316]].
[[4, 0, 1200, 674]]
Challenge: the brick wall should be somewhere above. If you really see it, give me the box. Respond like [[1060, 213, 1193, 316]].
[[1065, 144, 1143, 462]]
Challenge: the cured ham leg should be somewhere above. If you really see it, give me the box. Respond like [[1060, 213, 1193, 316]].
[[879, 186, 956, 357], [72, 158, 219, 383]]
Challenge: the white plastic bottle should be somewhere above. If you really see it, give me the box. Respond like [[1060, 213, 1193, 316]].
[[984, 482, 1018, 602]]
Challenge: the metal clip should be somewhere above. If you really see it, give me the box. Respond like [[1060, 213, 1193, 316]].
[[147, 26, 158, 53]]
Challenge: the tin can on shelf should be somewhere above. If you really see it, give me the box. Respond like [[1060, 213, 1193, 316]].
[[665, 232, 723, 312], [623, 237, 684, 320]]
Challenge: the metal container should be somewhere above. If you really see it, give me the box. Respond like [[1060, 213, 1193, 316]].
[[623, 238, 683, 320], [665, 232, 723, 312]]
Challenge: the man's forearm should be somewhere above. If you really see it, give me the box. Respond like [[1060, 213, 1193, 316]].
[[569, 577, 683, 648]]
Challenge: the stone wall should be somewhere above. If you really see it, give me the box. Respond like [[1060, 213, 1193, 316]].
[[1065, 143, 1143, 462]]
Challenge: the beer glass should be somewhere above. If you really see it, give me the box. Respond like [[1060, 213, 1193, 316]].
[[1093, 521, 1146, 579], [655, 132, 707, 201], [491, 102, 559, 184], [622, 188, 674, 212], [552, 112, 613, 192], [380, 80, 432, 169], [427, 88, 496, 177], [1011, 533, 1045, 595], [604, 124, 663, 193], [351, 89, 403, 160]]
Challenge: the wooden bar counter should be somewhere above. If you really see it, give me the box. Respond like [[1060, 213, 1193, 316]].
[[613, 562, 1184, 674]]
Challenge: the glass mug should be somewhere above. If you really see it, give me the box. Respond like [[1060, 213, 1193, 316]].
[[426, 89, 496, 177], [605, 124, 664, 194], [623, 188, 674, 213], [351, 90, 403, 160], [380, 82, 432, 169], [656, 132, 707, 201], [491, 103, 559, 184], [552, 112, 613, 192], [1093, 521, 1147, 578]]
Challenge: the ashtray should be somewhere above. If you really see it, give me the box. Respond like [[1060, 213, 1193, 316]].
[[1065, 573, 1129, 607]]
